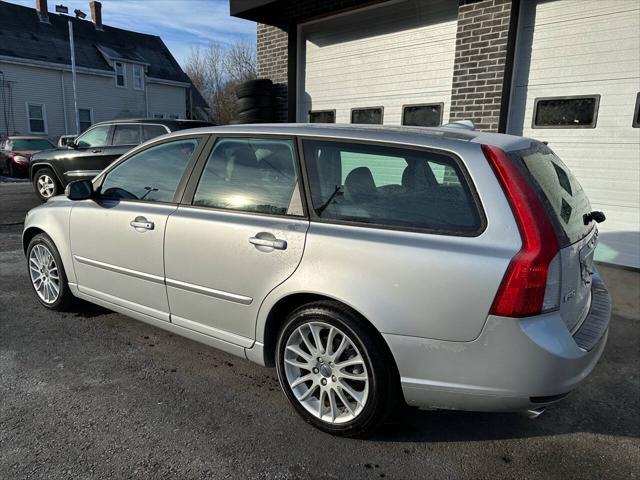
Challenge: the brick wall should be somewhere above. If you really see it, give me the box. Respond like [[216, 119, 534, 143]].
[[257, 24, 289, 121], [449, 0, 514, 132]]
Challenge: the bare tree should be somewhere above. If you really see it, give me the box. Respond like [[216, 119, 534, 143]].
[[184, 40, 256, 124]]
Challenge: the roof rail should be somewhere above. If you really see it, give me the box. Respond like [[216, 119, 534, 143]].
[[443, 120, 476, 131]]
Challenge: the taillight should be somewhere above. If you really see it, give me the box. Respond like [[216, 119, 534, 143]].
[[481, 144, 559, 317]]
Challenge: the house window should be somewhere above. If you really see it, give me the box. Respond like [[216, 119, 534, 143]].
[[309, 110, 336, 123], [133, 64, 144, 90], [351, 107, 383, 124], [26, 103, 46, 134], [115, 62, 126, 87], [78, 108, 93, 132], [633, 93, 639, 128], [402, 104, 443, 127], [533, 95, 600, 128]]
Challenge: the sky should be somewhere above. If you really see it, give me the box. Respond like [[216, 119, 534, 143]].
[[9, 0, 257, 67]]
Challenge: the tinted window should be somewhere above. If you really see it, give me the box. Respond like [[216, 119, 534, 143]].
[[142, 124, 169, 142], [533, 96, 599, 128], [76, 125, 110, 148], [100, 139, 200, 202], [309, 110, 335, 123], [351, 108, 383, 124], [193, 137, 298, 215], [112, 125, 140, 146], [402, 104, 442, 127], [10, 139, 54, 151], [633, 93, 640, 128], [510, 144, 592, 246], [303, 140, 481, 233]]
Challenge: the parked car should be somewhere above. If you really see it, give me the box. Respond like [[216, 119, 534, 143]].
[[0, 136, 55, 178], [29, 118, 213, 201], [23, 123, 610, 436]]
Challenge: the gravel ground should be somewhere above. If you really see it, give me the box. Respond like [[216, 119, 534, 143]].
[[1, 183, 639, 479]]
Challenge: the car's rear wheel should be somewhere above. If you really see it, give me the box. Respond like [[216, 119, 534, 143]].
[[27, 233, 74, 310], [276, 301, 399, 436], [33, 167, 60, 201]]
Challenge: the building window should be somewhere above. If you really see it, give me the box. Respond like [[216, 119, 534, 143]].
[[115, 62, 126, 87], [309, 110, 336, 123], [351, 107, 383, 125], [26, 103, 46, 134], [78, 108, 93, 132], [133, 64, 144, 91], [532, 95, 600, 128], [633, 93, 640, 128], [402, 104, 443, 127]]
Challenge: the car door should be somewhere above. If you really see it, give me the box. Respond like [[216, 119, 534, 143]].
[[164, 136, 309, 346], [69, 135, 206, 320]]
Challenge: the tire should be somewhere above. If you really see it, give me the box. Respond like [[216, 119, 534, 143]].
[[236, 79, 274, 98], [8, 162, 15, 178], [33, 167, 60, 202], [236, 108, 276, 123], [26, 233, 74, 311], [236, 95, 274, 112], [276, 301, 400, 437]]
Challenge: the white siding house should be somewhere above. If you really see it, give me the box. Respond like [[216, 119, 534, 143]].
[[0, 0, 205, 140]]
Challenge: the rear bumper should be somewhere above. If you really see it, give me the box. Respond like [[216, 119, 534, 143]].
[[385, 277, 610, 412]]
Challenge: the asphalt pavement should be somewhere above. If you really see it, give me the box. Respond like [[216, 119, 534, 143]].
[[0, 183, 638, 479]]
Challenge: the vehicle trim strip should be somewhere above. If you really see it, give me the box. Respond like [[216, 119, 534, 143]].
[[64, 170, 102, 178], [73, 255, 165, 284], [165, 278, 253, 305]]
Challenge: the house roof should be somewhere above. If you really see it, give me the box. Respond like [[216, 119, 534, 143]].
[[0, 0, 190, 83]]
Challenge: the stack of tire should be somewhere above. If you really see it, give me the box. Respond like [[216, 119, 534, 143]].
[[234, 79, 276, 124]]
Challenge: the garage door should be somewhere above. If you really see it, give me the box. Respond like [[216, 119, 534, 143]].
[[508, 0, 640, 268], [297, 0, 458, 126]]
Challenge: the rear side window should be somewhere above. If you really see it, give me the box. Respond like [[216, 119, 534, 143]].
[[402, 104, 443, 127], [142, 124, 168, 142], [533, 96, 599, 128], [510, 144, 592, 245], [351, 108, 383, 125], [193, 137, 299, 216], [302, 140, 482, 234], [112, 125, 141, 146]]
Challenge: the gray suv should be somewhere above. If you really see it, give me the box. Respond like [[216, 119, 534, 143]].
[[22, 123, 610, 436]]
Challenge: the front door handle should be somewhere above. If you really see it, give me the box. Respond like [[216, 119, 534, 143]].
[[249, 236, 287, 250], [130, 216, 154, 231], [91, 149, 102, 153]]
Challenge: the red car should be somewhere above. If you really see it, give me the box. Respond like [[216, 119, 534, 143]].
[[0, 136, 55, 177]]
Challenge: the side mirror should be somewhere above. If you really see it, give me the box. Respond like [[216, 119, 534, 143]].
[[65, 179, 93, 201], [58, 135, 77, 148]]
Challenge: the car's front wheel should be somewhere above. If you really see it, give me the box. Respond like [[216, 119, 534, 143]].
[[27, 233, 74, 310], [276, 301, 399, 436], [33, 167, 60, 201]]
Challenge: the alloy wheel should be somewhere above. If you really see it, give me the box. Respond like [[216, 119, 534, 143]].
[[28, 243, 60, 304], [37, 174, 55, 198], [283, 321, 370, 424]]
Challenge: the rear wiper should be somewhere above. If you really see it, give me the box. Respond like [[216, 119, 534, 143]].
[[316, 185, 343, 216], [583, 210, 606, 225]]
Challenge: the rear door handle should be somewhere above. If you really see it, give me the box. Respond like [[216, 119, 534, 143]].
[[130, 216, 154, 231], [249, 236, 287, 250]]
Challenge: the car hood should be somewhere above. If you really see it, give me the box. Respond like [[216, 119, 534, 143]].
[[11, 150, 36, 157]]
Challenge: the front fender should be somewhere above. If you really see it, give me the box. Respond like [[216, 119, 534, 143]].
[[23, 197, 76, 284]]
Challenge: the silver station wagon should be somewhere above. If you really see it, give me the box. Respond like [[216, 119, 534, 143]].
[[23, 123, 611, 436]]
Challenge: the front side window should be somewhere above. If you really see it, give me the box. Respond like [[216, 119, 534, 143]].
[[309, 110, 335, 123], [112, 124, 140, 146], [533, 96, 599, 128], [402, 104, 443, 127], [78, 108, 92, 132], [100, 138, 200, 202], [351, 107, 383, 124], [133, 64, 144, 90], [303, 140, 482, 234], [27, 103, 46, 133], [193, 137, 299, 216], [115, 62, 126, 87], [75, 125, 110, 148]]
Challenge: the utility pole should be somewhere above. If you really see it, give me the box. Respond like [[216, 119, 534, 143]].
[[68, 20, 80, 135]]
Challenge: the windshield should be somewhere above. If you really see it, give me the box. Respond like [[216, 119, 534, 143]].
[[10, 139, 54, 151], [510, 143, 593, 246]]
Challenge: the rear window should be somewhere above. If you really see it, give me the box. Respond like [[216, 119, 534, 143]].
[[510, 144, 592, 245], [302, 139, 483, 235]]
